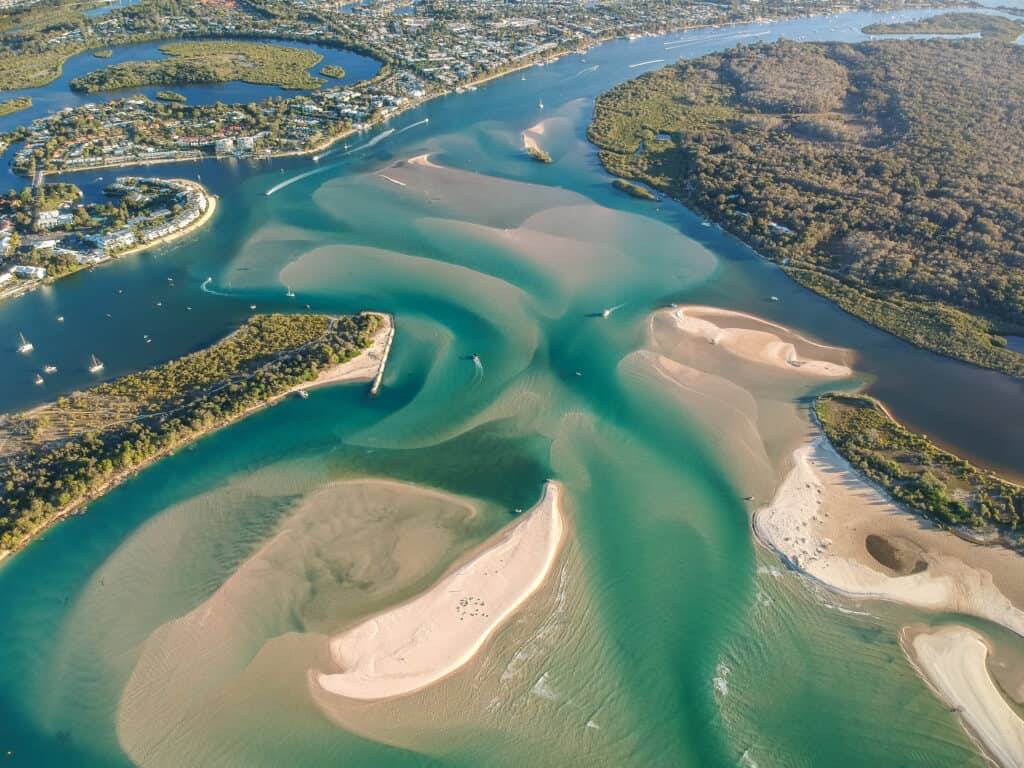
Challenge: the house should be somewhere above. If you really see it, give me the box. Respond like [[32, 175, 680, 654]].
[[12, 265, 47, 279], [36, 210, 74, 230], [0, 271, 13, 286]]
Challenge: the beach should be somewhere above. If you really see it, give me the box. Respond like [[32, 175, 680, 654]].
[[316, 480, 565, 700], [903, 626, 1024, 768], [753, 434, 1024, 638], [522, 120, 546, 154], [669, 306, 852, 377]]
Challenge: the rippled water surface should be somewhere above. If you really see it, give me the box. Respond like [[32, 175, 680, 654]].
[[0, 9, 1021, 767]]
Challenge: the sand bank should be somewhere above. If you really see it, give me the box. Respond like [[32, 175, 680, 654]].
[[670, 306, 851, 377], [522, 119, 547, 153], [754, 436, 1024, 637], [316, 480, 565, 700], [904, 626, 1024, 768]]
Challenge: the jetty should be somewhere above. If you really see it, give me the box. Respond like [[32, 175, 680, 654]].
[[370, 314, 396, 397]]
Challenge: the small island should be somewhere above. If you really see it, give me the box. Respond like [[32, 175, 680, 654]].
[[863, 12, 1024, 41], [612, 178, 658, 201], [0, 177, 215, 301], [154, 90, 187, 103], [70, 41, 326, 93], [526, 145, 552, 163], [0, 96, 32, 117], [815, 393, 1023, 547], [320, 64, 346, 79], [0, 312, 392, 558]]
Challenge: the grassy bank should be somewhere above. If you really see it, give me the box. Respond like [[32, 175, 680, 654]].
[[0, 313, 381, 556], [815, 393, 1023, 546]]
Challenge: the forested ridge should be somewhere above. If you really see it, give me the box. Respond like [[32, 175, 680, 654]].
[[589, 38, 1024, 377], [0, 312, 380, 554]]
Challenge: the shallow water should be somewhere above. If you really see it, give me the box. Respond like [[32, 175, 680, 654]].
[[0, 9, 1022, 767]]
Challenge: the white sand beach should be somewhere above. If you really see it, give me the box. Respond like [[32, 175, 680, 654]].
[[904, 626, 1024, 768], [316, 480, 565, 700], [522, 119, 547, 152], [671, 306, 851, 377], [292, 312, 393, 393], [754, 436, 1024, 638]]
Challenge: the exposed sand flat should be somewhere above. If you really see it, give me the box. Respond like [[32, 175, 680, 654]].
[[754, 436, 1024, 637], [407, 152, 440, 168], [522, 119, 548, 152], [905, 626, 1024, 768], [671, 306, 852, 377], [316, 481, 565, 700]]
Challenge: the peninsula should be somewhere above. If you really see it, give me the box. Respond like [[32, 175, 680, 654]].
[[589, 38, 1024, 378], [0, 312, 392, 558]]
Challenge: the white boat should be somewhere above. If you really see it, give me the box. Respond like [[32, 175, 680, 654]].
[[17, 332, 33, 354], [286, 286, 295, 298], [88, 354, 104, 373], [56, 316, 64, 322], [249, 304, 257, 310], [43, 364, 57, 374], [538, 99, 544, 110], [34, 373, 44, 385], [601, 308, 612, 318]]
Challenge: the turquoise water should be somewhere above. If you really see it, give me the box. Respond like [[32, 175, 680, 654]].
[[0, 10, 1021, 767]]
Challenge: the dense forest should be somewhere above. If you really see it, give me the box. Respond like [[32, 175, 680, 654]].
[[0, 312, 380, 554], [816, 393, 1023, 546], [589, 39, 1024, 377], [71, 41, 325, 93], [863, 12, 1024, 41]]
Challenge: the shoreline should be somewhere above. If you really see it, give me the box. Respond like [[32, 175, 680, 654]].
[[752, 430, 1024, 638], [0, 179, 217, 306], [0, 312, 393, 565], [901, 625, 1024, 768], [315, 480, 565, 700]]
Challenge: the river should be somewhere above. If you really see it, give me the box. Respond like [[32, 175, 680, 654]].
[[0, 7, 1021, 768]]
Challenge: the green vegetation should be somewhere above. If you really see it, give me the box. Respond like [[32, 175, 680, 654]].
[[816, 393, 1023, 545], [589, 39, 1024, 378], [526, 145, 552, 163], [863, 12, 1024, 41], [0, 96, 31, 116], [94, 49, 113, 58], [612, 178, 658, 201], [70, 41, 325, 93], [0, 312, 381, 554], [155, 89, 187, 102], [320, 64, 346, 79]]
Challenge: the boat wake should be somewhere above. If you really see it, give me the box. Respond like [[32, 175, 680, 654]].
[[628, 59, 665, 68], [199, 276, 233, 297]]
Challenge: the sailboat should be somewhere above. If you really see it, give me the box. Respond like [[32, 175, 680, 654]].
[[34, 373, 44, 385], [88, 354, 104, 373], [538, 98, 544, 110], [17, 332, 33, 353], [43, 364, 57, 374], [286, 286, 295, 298]]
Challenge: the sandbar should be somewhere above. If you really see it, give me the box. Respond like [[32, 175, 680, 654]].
[[904, 626, 1024, 768], [754, 435, 1024, 637], [522, 119, 547, 153], [670, 306, 852, 377], [316, 480, 565, 700]]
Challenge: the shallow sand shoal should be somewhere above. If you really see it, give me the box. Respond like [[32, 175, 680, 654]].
[[904, 626, 1024, 768], [670, 306, 852, 377], [754, 435, 1024, 638], [291, 312, 393, 393], [316, 480, 565, 700]]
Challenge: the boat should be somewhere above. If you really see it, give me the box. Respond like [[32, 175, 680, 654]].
[[770, 295, 780, 302], [34, 373, 44, 385], [538, 98, 544, 110], [88, 354, 104, 373], [17, 332, 33, 353], [601, 308, 612, 318], [249, 304, 257, 310], [471, 353, 480, 363], [296, 389, 310, 400], [56, 316, 64, 322], [286, 286, 295, 298], [43, 365, 57, 374]]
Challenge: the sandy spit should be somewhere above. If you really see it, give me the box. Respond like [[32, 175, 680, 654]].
[[903, 626, 1024, 768], [316, 480, 565, 700], [753, 436, 1024, 638], [670, 306, 852, 377]]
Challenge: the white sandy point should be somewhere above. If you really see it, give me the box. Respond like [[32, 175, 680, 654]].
[[904, 626, 1024, 768], [316, 481, 566, 700]]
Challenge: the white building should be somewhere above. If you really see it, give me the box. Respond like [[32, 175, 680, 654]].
[[36, 210, 74, 230], [13, 265, 46, 279]]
